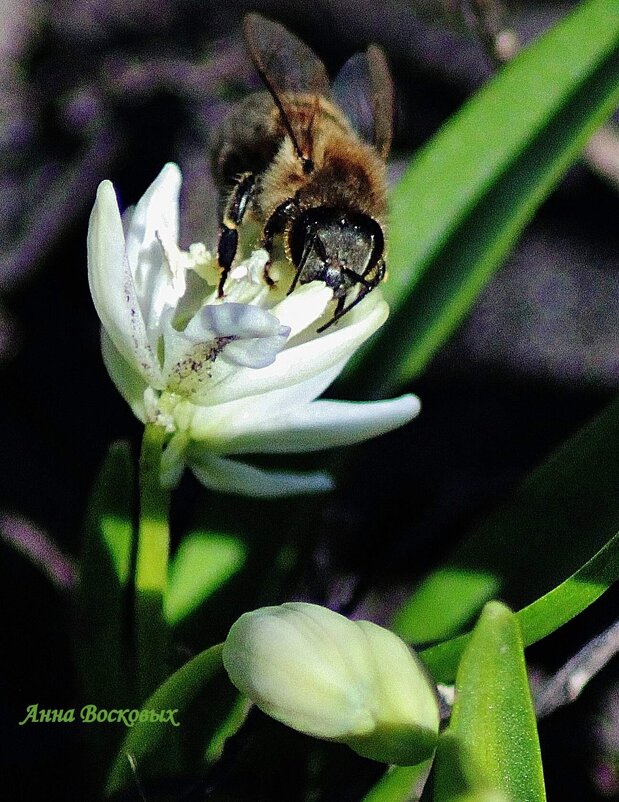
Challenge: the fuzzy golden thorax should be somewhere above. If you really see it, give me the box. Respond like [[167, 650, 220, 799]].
[[255, 97, 388, 227]]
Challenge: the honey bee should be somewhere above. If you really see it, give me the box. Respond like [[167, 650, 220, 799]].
[[211, 13, 394, 330]]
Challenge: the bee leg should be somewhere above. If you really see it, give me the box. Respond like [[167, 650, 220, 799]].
[[217, 172, 255, 297], [316, 260, 386, 333], [287, 229, 318, 296], [262, 199, 299, 287], [316, 288, 368, 333]]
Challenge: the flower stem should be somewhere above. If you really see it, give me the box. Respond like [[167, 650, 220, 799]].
[[134, 422, 171, 701]]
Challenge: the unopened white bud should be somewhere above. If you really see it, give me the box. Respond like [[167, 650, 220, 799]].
[[222, 602, 439, 765]]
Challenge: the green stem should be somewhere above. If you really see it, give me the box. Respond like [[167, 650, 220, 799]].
[[134, 422, 171, 701]]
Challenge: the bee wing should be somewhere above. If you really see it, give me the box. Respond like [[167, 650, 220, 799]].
[[367, 45, 394, 158], [333, 45, 394, 159], [243, 13, 330, 160], [332, 52, 375, 143], [243, 14, 329, 95]]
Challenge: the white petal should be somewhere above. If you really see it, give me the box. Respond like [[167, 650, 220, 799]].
[[124, 163, 184, 333], [186, 359, 347, 444], [188, 453, 334, 497], [270, 282, 334, 338], [197, 394, 421, 454], [100, 328, 149, 421], [125, 164, 181, 270], [192, 291, 388, 406], [87, 181, 160, 384], [190, 302, 280, 339], [223, 335, 291, 369], [186, 303, 290, 368], [161, 303, 291, 396]]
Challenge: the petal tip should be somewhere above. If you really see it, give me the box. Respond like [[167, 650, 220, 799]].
[[159, 161, 182, 187], [403, 393, 422, 418], [94, 179, 119, 209]]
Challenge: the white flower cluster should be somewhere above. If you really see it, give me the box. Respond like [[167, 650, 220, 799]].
[[88, 164, 420, 496]]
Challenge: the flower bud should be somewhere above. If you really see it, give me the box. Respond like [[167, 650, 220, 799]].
[[222, 602, 439, 765]]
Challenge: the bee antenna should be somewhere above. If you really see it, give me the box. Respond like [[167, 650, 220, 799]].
[[278, 107, 305, 163], [304, 93, 321, 166], [264, 76, 305, 159], [247, 47, 307, 164], [242, 14, 321, 169]]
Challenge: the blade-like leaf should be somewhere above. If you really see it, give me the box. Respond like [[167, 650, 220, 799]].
[[433, 602, 545, 802], [420, 531, 619, 683], [75, 441, 135, 785], [106, 643, 246, 796], [76, 441, 135, 698], [393, 396, 619, 644], [342, 0, 619, 396], [361, 760, 433, 802], [440, 794, 510, 802], [165, 529, 247, 626]]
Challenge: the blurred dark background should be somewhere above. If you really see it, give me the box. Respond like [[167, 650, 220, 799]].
[[1, 0, 618, 799]]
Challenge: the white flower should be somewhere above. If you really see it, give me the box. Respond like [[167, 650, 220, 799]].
[[87, 163, 420, 496], [223, 603, 440, 765]]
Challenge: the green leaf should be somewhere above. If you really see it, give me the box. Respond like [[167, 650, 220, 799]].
[[393, 396, 619, 645], [420, 531, 619, 683], [441, 794, 511, 802], [170, 494, 306, 648], [433, 602, 545, 802], [361, 761, 433, 802], [76, 441, 135, 703], [80, 440, 134, 587], [165, 530, 247, 626], [342, 0, 619, 395], [516, 530, 619, 640], [75, 441, 135, 786], [106, 643, 246, 796]]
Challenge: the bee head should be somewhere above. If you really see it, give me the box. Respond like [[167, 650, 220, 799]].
[[288, 207, 384, 298]]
